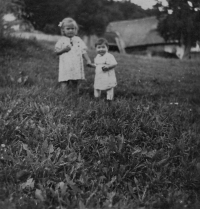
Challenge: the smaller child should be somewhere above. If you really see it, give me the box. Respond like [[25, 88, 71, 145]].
[[55, 17, 92, 92], [92, 38, 118, 101]]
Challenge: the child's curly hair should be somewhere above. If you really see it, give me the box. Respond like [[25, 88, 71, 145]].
[[95, 38, 109, 49]]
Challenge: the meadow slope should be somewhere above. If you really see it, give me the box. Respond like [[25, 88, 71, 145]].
[[0, 38, 200, 209]]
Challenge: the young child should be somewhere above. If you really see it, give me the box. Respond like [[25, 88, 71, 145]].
[[55, 17, 92, 91], [92, 38, 118, 101]]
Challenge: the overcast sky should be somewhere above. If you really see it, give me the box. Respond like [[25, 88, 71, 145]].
[[118, 0, 168, 10]]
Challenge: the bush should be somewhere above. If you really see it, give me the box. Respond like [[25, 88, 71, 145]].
[[0, 36, 15, 87], [0, 0, 8, 37], [43, 23, 60, 35], [0, 37, 40, 87], [0, 0, 22, 38]]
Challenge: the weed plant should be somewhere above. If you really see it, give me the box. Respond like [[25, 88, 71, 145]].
[[0, 37, 200, 209]]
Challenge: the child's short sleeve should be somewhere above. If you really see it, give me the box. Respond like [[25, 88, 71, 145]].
[[77, 37, 87, 54], [55, 38, 62, 52], [106, 53, 117, 65]]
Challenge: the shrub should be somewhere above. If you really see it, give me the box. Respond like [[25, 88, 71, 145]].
[[0, 0, 9, 37]]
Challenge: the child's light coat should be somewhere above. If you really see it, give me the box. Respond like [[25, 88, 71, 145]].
[[94, 52, 117, 90], [55, 36, 87, 82]]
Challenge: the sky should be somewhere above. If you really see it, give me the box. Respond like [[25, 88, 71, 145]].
[[131, 0, 159, 9], [119, 0, 168, 10]]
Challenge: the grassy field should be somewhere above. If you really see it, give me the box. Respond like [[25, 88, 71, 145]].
[[0, 37, 200, 209]]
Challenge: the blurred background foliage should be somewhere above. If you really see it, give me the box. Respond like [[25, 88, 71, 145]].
[[0, 0, 156, 36]]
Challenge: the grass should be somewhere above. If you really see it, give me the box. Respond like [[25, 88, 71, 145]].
[[0, 37, 200, 209]]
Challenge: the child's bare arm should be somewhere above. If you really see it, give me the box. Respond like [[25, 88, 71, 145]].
[[55, 45, 71, 56], [83, 53, 95, 68], [87, 63, 96, 68]]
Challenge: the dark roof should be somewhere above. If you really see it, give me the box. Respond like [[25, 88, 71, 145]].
[[106, 16, 166, 47]]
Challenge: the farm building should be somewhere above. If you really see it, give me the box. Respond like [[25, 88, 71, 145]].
[[105, 16, 186, 59]]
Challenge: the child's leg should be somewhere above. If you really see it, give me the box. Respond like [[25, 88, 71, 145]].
[[60, 81, 68, 91], [94, 89, 101, 98], [106, 88, 114, 100], [66, 80, 79, 93], [71, 80, 79, 92], [71, 80, 78, 88]]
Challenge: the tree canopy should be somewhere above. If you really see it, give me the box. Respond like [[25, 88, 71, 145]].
[[12, 0, 156, 35], [155, 0, 200, 58]]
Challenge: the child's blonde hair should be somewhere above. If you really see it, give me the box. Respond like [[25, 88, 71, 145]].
[[58, 17, 79, 36]]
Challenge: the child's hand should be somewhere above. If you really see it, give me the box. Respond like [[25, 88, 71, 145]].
[[55, 45, 71, 55], [102, 66, 109, 72], [63, 45, 71, 53], [87, 62, 96, 68]]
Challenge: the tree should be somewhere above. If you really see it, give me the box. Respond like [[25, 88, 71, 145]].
[[118, 0, 151, 19], [155, 0, 200, 59], [75, 0, 109, 36], [13, 0, 156, 36], [19, 0, 108, 35]]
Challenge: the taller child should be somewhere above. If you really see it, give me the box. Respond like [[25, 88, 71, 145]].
[[55, 17, 92, 91]]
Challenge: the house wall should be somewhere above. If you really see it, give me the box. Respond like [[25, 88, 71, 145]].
[[125, 44, 175, 55], [163, 45, 185, 59], [191, 42, 200, 52], [151, 44, 198, 59], [148, 44, 185, 59], [147, 45, 165, 52], [174, 46, 184, 59], [125, 44, 185, 59]]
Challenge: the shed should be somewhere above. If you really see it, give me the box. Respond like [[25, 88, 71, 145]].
[[106, 16, 184, 58]]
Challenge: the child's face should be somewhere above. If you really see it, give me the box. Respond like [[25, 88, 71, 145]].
[[62, 23, 76, 38], [96, 44, 108, 56]]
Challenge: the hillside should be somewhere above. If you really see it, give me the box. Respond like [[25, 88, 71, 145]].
[[0, 38, 200, 209]]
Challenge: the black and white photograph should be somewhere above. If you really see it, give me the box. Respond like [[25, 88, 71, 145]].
[[0, 0, 200, 208]]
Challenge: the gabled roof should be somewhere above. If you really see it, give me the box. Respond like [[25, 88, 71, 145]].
[[106, 16, 166, 48]]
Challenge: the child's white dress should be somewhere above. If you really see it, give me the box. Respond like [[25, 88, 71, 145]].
[[55, 36, 87, 82], [94, 52, 117, 90]]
